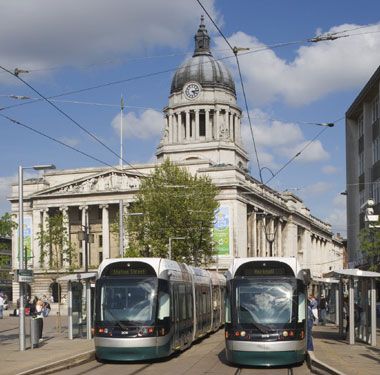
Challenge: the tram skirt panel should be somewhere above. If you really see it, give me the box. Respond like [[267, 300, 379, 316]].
[[225, 339, 306, 366]]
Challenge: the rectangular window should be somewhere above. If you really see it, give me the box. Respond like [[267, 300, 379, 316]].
[[98, 252, 103, 264], [358, 114, 363, 137], [372, 95, 379, 124], [99, 234, 103, 248], [373, 137, 380, 163], [359, 152, 364, 175], [79, 252, 83, 268], [373, 179, 380, 204]]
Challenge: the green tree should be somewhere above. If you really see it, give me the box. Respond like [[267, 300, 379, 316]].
[[0, 212, 17, 237], [0, 213, 17, 267], [124, 159, 219, 266], [37, 213, 76, 271], [358, 224, 380, 271]]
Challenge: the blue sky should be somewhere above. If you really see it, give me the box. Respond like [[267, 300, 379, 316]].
[[1, 0, 380, 236]]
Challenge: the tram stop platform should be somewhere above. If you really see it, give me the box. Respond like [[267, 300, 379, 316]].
[[310, 323, 380, 375], [0, 313, 379, 375]]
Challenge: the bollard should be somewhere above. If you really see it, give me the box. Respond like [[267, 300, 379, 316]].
[[30, 317, 39, 349]]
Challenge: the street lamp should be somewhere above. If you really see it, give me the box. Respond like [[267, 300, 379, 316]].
[[18, 164, 55, 351], [168, 237, 186, 260]]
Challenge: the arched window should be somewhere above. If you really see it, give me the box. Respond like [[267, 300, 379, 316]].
[[50, 282, 61, 303]]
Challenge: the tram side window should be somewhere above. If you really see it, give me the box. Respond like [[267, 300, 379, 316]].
[[225, 293, 231, 323], [179, 284, 186, 320], [186, 285, 193, 319]]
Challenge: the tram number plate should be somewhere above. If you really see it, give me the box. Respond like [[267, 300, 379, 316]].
[[121, 331, 129, 335]]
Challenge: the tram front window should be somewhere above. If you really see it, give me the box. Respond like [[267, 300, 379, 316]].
[[236, 280, 296, 326], [99, 278, 157, 325]]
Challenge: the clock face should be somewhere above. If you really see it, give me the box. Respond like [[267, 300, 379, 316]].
[[184, 83, 201, 99]]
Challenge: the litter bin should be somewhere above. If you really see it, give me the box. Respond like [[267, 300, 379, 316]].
[[30, 317, 39, 349]]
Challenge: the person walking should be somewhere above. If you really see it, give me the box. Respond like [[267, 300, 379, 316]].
[[34, 299, 44, 342], [307, 298, 314, 351], [309, 295, 319, 324], [319, 295, 327, 325], [0, 293, 4, 319]]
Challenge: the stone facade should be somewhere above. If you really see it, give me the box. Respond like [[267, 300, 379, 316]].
[[9, 19, 344, 302]]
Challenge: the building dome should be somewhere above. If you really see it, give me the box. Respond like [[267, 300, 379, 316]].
[[170, 17, 235, 95]]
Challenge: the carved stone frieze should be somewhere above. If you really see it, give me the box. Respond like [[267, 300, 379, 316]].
[[53, 172, 141, 195]]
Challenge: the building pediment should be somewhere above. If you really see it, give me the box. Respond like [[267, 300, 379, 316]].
[[32, 170, 143, 197]]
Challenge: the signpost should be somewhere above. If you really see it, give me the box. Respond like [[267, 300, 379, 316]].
[[15, 270, 34, 283]]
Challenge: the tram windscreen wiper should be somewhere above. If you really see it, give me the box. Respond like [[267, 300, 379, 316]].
[[104, 309, 129, 330], [250, 321, 273, 334]]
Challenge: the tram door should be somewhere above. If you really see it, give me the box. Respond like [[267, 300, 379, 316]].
[[171, 283, 180, 350]]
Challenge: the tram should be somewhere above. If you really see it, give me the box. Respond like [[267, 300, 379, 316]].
[[94, 258, 225, 361], [224, 257, 310, 366]]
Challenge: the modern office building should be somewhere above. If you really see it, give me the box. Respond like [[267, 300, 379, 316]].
[[346, 65, 380, 267]]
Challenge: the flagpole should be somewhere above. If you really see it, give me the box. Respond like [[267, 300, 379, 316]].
[[120, 95, 124, 169]]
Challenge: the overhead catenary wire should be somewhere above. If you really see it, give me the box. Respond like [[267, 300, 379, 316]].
[[0, 113, 115, 168], [0, 64, 148, 177], [0, 27, 376, 114]]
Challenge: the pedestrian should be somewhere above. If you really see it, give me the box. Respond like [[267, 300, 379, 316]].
[[343, 296, 349, 338], [309, 295, 319, 324], [34, 299, 44, 342], [319, 295, 327, 325], [307, 298, 314, 351], [0, 293, 4, 319]]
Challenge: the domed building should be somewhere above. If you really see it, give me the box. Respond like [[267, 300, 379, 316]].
[[9, 18, 343, 303], [157, 16, 248, 170]]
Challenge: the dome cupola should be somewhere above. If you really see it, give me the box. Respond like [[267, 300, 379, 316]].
[[170, 16, 235, 95]]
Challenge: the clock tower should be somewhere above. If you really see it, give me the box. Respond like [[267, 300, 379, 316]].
[[156, 16, 249, 169]]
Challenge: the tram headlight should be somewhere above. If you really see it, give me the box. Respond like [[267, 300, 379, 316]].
[[282, 330, 288, 337], [240, 331, 246, 337]]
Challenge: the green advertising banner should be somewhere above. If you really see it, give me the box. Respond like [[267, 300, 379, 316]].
[[213, 206, 230, 255]]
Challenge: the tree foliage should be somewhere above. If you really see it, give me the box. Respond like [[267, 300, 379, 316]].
[[36, 213, 76, 271], [0, 212, 17, 238], [0, 212, 16, 267], [125, 159, 219, 266], [358, 225, 380, 271]]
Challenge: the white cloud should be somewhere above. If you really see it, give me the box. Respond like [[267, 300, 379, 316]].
[[241, 110, 330, 169], [215, 23, 380, 105], [112, 109, 163, 139], [325, 194, 347, 235], [0, 175, 16, 214], [0, 0, 218, 82], [278, 140, 329, 163], [59, 137, 80, 147], [303, 181, 333, 195], [322, 165, 338, 175]]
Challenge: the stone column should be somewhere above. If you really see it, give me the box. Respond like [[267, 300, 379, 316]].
[[191, 111, 195, 140], [247, 213, 252, 257], [276, 220, 283, 257], [185, 110, 190, 141], [79, 205, 88, 271], [252, 211, 257, 256], [177, 112, 182, 142], [195, 109, 200, 140], [100, 204, 110, 259], [168, 112, 173, 143], [236, 115, 241, 144], [215, 108, 220, 140], [260, 217, 266, 257], [205, 109, 210, 140], [60, 206, 70, 267], [164, 116, 169, 144]]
